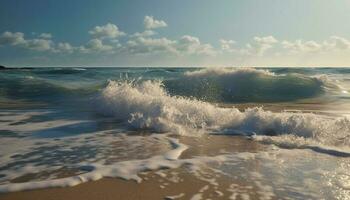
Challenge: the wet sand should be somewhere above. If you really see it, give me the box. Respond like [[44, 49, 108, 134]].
[[0, 135, 268, 200], [0, 170, 262, 200]]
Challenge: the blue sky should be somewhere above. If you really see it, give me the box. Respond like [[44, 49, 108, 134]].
[[1, 0, 350, 67]]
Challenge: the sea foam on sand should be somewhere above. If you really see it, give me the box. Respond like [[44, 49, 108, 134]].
[[0, 135, 226, 192]]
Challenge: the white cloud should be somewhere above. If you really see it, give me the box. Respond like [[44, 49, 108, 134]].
[[144, 16, 167, 29], [55, 42, 74, 53], [219, 39, 236, 52], [0, 31, 54, 51], [126, 36, 177, 54], [131, 30, 157, 38], [4, 20, 350, 67], [24, 39, 53, 51], [282, 40, 323, 53], [281, 36, 350, 54], [80, 39, 114, 53], [125, 34, 215, 56], [326, 36, 350, 50], [89, 23, 126, 39], [39, 33, 52, 39], [281, 36, 350, 53], [0, 31, 26, 46], [245, 36, 278, 56], [176, 35, 216, 55]]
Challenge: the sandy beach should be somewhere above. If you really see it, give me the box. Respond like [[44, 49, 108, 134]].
[[0, 136, 268, 200], [1, 67, 350, 200], [0, 171, 247, 200]]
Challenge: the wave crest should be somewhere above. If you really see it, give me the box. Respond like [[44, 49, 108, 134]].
[[184, 67, 276, 77], [97, 80, 242, 134], [97, 80, 350, 148], [164, 68, 337, 102]]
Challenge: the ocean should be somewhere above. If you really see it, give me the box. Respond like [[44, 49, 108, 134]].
[[0, 67, 349, 199]]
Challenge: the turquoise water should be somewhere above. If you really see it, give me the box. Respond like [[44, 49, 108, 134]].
[[0, 67, 350, 199], [0, 67, 348, 103]]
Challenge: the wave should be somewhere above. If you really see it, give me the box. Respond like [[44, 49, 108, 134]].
[[0, 67, 343, 104], [97, 80, 350, 148], [0, 75, 99, 101], [164, 68, 340, 102], [33, 67, 87, 75]]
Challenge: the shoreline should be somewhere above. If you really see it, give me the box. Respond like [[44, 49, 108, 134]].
[[0, 135, 267, 200], [0, 169, 262, 200]]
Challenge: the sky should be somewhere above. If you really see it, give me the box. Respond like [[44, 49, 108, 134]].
[[1, 0, 350, 67]]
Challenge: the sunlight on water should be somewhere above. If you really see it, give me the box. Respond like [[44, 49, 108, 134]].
[[0, 67, 350, 199]]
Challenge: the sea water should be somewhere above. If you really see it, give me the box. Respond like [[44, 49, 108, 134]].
[[0, 67, 349, 199]]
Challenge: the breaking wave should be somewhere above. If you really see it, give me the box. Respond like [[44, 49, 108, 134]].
[[97, 80, 350, 148], [164, 68, 340, 102], [0, 67, 343, 103]]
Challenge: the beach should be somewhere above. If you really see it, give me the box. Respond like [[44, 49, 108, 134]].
[[0, 135, 264, 200], [0, 67, 350, 199], [2, 0, 350, 198]]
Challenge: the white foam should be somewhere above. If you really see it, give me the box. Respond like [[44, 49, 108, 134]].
[[165, 193, 185, 200], [97, 80, 350, 148], [184, 67, 276, 77], [1, 139, 349, 199], [190, 193, 203, 200], [0, 111, 86, 133], [0, 137, 227, 193], [164, 138, 188, 160], [0, 129, 177, 187]]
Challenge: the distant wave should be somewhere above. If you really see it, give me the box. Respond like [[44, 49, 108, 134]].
[[164, 68, 340, 102], [96, 80, 350, 149], [0, 67, 343, 103], [0, 75, 98, 100], [34, 67, 87, 74]]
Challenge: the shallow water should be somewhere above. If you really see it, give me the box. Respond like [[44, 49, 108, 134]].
[[0, 67, 350, 199]]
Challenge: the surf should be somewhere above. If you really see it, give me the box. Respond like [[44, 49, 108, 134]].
[[96, 79, 350, 150], [164, 68, 340, 103]]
